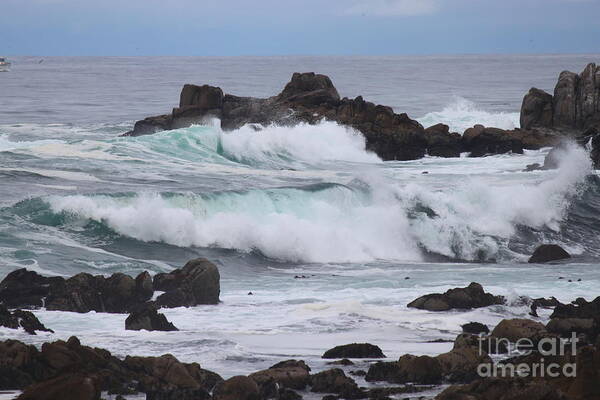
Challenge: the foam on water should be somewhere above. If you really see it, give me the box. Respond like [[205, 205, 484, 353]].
[[39, 143, 592, 263], [418, 96, 520, 132]]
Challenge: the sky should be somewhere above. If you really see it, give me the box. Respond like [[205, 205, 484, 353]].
[[1, 0, 599, 56]]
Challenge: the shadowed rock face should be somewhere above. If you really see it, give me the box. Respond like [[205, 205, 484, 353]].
[[124, 72, 428, 161], [520, 63, 600, 133]]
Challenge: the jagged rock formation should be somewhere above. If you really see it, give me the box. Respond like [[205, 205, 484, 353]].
[[124, 72, 557, 160]]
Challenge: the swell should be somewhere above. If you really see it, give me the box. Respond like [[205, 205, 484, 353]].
[[4, 145, 597, 264]]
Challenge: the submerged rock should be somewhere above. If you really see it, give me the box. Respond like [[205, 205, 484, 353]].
[[322, 343, 386, 359], [528, 244, 571, 263], [407, 282, 504, 311]]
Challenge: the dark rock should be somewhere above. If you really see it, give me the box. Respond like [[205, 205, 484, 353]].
[[407, 282, 504, 311], [310, 368, 363, 397], [213, 376, 260, 400], [366, 355, 442, 384], [322, 343, 385, 359], [125, 304, 178, 332], [528, 244, 571, 263], [278, 388, 303, 400], [549, 296, 600, 342], [0, 268, 63, 309], [154, 258, 220, 307], [461, 322, 489, 335], [326, 359, 354, 366], [424, 123, 463, 157], [16, 374, 101, 400], [520, 88, 554, 130], [435, 377, 569, 400], [249, 360, 311, 391], [490, 318, 546, 342], [0, 304, 54, 335], [146, 388, 211, 400], [592, 132, 600, 168], [435, 345, 492, 383], [123, 72, 430, 162], [462, 125, 524, 157]]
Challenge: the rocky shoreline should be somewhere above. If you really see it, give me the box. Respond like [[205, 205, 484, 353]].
[[123, 63, 600, 169], [1, 262, 599, 400]]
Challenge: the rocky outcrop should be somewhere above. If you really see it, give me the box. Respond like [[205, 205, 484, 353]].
[[528, 244, 571, 263], [16, 374, 101, 400], [490, 318, 547, 342], [549, 296, 600, 343], [435, 377, 569, 400], [153, 258, 220, 307], [249, 360, 311, 393], [0, 336, 222, 395], [124, 72, 430, 161], [423, 123, 463, 157], [407, 282, 504, 311], [322, 343, 386, 359], [0, 304, 53, 335], [310, 368, 363, 397], [520, 63, 600, 134], [366, 354, 443, 385], [212, 376, 260, 400], [125, 304, 178, 331], [0, 259, 220, 313]]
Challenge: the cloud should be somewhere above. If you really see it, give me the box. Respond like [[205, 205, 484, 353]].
[[345, 0, 439, 16]]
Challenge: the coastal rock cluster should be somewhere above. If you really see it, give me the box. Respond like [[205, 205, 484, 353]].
[[123, 73, 559, 161]]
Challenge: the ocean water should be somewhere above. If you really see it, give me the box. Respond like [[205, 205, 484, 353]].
[[1, 55, 600, 397]]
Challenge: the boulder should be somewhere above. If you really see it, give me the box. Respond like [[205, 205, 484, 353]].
[[154, 258, 220, 307], [520, 88, 554, 130], [212, 376, 260, 400], [549, 296, 600, 342], [490, 318, 546, 342], [407, 282, 504, 311], [16, 374, 101, 400], [461, 322, 489, 335], [546, 318, 595, 337], [435, 377, 569, 400], [125, 304, 178, 332], [0, 268, 63, 308], [423, 123, 463, 157], [249, 360, 310, 391], [435, 346, 492, 383], [0, 304, 54, 335], [528, 244, 571, 263], [322, 343, 386, 359], [462, 125, 524, 157], [366, 355, 442, 384], [310, 368, 363, 397]]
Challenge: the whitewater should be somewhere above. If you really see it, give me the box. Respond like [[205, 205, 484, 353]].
[[1, 55, 600, 399]]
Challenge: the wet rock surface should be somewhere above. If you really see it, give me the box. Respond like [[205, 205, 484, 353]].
[[407, 282, 505, 311]]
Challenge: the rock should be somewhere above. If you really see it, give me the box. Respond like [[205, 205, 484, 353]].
[[213, 376, 260, 400], [519, 63, 600, 134], [423, 123, 463, 157], [16, 374, 101, 400], [435, 346, 492, 383], [125, 304, 178, 332], [154, 259, 220, 307], [461, 322, 489, 335], [322, 343, 386, 359], [310, 368, 362, 397], [435, 377, 569, 400], [528, 244, 571, 263], [0, 268, 154, 314], [520, 88, 554, 130], [546, 317, 595, 337], [278, 388, 303, 400], [407, 282, 504, 311], [146, 388, 211, 400], [549, 296, 600, 342], [0, 268, 63, 309], [592, 133, 600, 168], [123, 72, 431, 162], [249, 360, 311, 391], [462, 125, 524, 157], [0, 304, 54, 335], [366, 355, 442, 384], [490, 318, 546, 342]]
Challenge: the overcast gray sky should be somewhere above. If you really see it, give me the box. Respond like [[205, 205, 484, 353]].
[[2, 0, 599, 56]]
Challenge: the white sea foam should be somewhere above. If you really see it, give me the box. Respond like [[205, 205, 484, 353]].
[[44, 144, 591, 263], [417, 96, 520, 133]]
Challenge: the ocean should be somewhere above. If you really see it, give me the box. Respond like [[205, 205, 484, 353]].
[[1, 55, 599, 398]]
